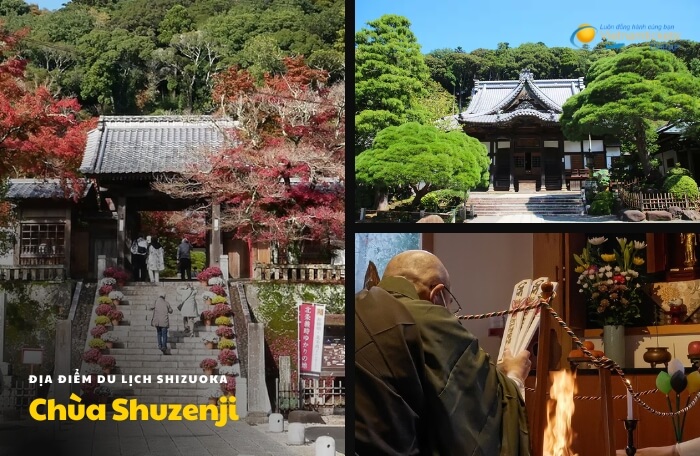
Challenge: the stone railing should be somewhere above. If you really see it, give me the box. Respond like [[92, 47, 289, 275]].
[[0, 265, 66, 281], [253, 263, 344, 282]]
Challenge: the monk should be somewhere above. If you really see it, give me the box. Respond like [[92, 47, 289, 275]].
[[356, 250, 532, 455]]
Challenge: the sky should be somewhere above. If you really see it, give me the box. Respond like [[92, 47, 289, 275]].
[[355, 0, 700, 54], [31, 0, 66, 10]]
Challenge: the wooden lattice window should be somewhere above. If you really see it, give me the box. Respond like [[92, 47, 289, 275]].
[[19, 223, 65, 265]]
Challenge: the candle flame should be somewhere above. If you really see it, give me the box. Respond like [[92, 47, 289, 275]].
[[543, 370, 578, 456]]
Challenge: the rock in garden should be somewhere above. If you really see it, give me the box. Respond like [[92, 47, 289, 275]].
[[681, 210, 700, 221], [621, 210, 645, 222], [645, 210, 673, 221], [288, 410, 326, 424], [668, 206, 684, 218]]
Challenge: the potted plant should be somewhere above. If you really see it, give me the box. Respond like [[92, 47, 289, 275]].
[[217, 339, 235, 350], [101, 332, 120, 349], [199, 358, 218, 375], [204, 387, 223, 405], [210, 295, 227, 305], [82, 348, 102, 364], [215, 316, 232, 326], [221, 375, 236, 396], [109, 309, 124, 326], [209, 285, 226, 297], [94, 385, 113, 404], [104, 266, 129, 286], [218, 365, 237, 378], [201, 291, 216, 306], [217, 348, 238, 366], [95, 315, 111, 326], [99, 277, 117, 287], [98, 296, 113, 306], [95, 303, 114, 317], [212, 303, 232, 318], [208, 276, 226, 286], [98, 355, 116, 374], [215, 326, 235, 340], [197, 266, 223, 283], [201, 333, 218, 349], [109, 290, 125, 306], [82, 363, 102, 376], [201, 310, 215, 326], [99, 284, 114, 296], [89, 338, 107, 350], [91, 326, 108, 338]]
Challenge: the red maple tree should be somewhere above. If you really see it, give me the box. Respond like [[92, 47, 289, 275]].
[[155, 57, 345, 253]]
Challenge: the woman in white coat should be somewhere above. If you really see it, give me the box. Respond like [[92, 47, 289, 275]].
[[147, 237, 165, 283]]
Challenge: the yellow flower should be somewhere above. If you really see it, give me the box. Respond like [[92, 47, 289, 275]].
[[633, 257, 645, 266], [574, 265, 586, 273], [601, 253, 616, 262]]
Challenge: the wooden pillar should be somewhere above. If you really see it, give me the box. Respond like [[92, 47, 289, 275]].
[[117, 197, 126, 267], [540, 138, 546, 192], [64, 207, 72, 278], [509, 137, 516, 192], [209, 203, 222, 268], [488, 140, 495, 192], [560, 138, 567, 190]]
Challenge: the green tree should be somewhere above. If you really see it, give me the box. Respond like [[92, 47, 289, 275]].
[[158, 4, 194, 45], [561, 47, 700, 176], [356, 122, 489, 209], [355, 15, 430, 153]]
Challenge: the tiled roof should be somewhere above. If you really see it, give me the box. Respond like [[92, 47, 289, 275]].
[[80, 116, 237, 175], [6, 178, 90, 200], [456, 69, 585, 125]]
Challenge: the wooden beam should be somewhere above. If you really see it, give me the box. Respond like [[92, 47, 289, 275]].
[[599, 367, 616, 456]]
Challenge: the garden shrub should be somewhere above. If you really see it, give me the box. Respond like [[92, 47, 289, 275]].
[[419, 189, 465, 212], [588, 191, 615, 215], [662, 174, 699, 199], [593, 169, 610, 189]]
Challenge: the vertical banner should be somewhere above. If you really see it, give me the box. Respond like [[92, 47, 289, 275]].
[[298, 302, 326, 377]]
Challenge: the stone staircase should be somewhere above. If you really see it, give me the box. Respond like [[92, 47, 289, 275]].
[[467, 191, 584, 217], [82, 281, 241, 404]]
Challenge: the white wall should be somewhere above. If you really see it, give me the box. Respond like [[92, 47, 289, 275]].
[[433, 233, 534, 358]]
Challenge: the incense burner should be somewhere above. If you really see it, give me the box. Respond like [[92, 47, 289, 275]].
[[642, 347, 672, 369]]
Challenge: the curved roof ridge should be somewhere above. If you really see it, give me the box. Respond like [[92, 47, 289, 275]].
[[524, 79, 562, 113], [484, 80, 526, 115]]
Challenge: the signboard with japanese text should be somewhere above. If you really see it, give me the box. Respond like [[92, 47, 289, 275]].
[[298, 303, 325, 377]]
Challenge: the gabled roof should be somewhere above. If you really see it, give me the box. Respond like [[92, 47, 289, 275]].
[[79, 115, 237, 176], [6, 178, 91, 200], [456, 69, 585, 126]]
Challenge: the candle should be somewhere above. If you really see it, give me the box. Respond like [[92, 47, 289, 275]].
[[627, 390, 634, 420]]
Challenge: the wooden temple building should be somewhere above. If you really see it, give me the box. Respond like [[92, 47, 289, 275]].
[[456, 69, 622, 192]]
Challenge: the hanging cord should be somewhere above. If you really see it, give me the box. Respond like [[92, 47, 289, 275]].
[[457, 298, 700, 417]]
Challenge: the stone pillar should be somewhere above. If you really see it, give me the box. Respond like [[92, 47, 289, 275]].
[[0, 290, 5, 363], [279, 356, 291, 392], [219, 255, 229, 280], [509, 139, 516, 192], [53, 320, 71, 403], [246, 322, 271, 424], [117, 197, 126, 267], [97, 255, 106, 281], [488, 141, 495, 192], [210, 203, 222, 267], [237, 377, 248, 418]]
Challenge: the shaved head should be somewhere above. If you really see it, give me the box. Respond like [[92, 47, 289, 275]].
[[383, 250, 450, 301]]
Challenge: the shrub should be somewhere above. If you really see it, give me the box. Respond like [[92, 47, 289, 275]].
[[419, 189, 465, 212], [667, 164, 691, 177], [98, 285, 113, 296], [82, 348, 102, 363], [89, 338, 106, 349], [108, 309, 124, 322], [217, 349, 238, 365], [211, 295, 227, 305], [98, 296, 113, 305], [218, 365, 237, 376], [201, 333, 218, 343], [208, 277, 226, 286], [209, 285, 226, 296], [201, 291, 216, 301], [197, 266, 222, 282], [222, 376, 236, 394], [91, 326, 108, 338], [215, 316, 231, 326], [588, 191, 615, 215], [663, 174, 699, 199], [101, 332, 119, 343], [593, 169, 610, 189], [95, 316, 111, 326], [95, 304, 114, 316], [98, 355, 116, 369], [217, 339, 235, 350], [104, 266, 129, 284], [108, 291, 124, 301], [212, 303, 231, 318], [95, 385, 112, 397], [201, 310, 215, 321], [200, 358, 218, 369], [216, 326, 235, 339], [99, 277, 116, 287]]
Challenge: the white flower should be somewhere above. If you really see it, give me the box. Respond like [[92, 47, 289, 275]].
[[579, 289, 583, 293], [589, 274, 595, 280], [607, 280, 613, 285], [633, 241, 647, 250], [597, 272, 604, 278], [605, 271, 613, 278], [588, 237, 608, 246], [617, 237, 627, 245], [582, 284, 589, 289], [636, 284, 640, 288], [614, 266, 621, 272], [605, 265, 612, 272]]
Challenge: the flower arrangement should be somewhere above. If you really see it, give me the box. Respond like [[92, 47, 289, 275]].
[[214, 316, 232, 326], [201, 333, 218, 343], [82, 363, 103, 376], [208, 276, 226, 286], [216, 326, 235, 339], [81, 375, 99, 391], [201, 291, 216, 301], [211, 295, 227, 305], [217, 339, 235, 350], [656, 359, 700, 442], [574, 236, 646, 327], [98, 296, 113, 305], [201, 309, 215, 322], [222, 375, 236, 394], [89, 338, 107, 349], [108, 291, 125, 301], [98, 285, 114, 296], [108, 309, 124, 322], [209, 285, 227, 297], [96, 304, 114, 316], [82, 348, 102, 363], [95, 316, 111, 326], [91, 326, 108, 338], [217, 348, 238, 365], [101, 332, 119, 343], [218, 365, 237, 377], [197, 266, 223, 282], [200, 358, 218, 370], [98, 355, 116, 369], [99, 277, 117, 287], [212, 303, 232, 318], [103, 266, 129, 285], [94, 385, 112, 397], [205, 387, 223, 400]]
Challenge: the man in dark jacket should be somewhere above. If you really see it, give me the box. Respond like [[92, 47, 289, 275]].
[[177, 238, 192, 280], [355, 250, 532, 456]]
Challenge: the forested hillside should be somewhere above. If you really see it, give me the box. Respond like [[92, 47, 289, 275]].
[[0, 0, 345, 114]]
